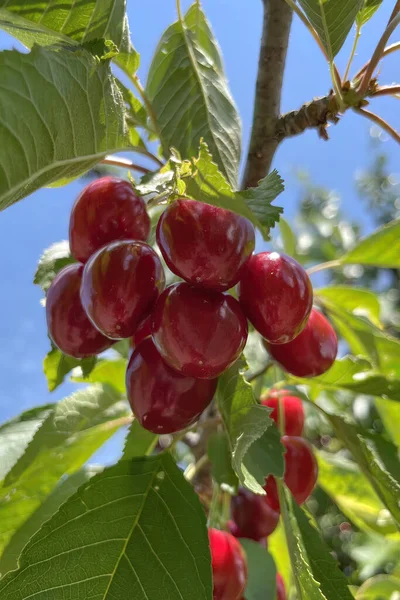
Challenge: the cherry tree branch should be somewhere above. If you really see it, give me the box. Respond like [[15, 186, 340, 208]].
[[242, 0, 293, 189]]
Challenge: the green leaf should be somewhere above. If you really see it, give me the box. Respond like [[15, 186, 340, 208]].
[[0, 455, 212, 600], [340, 219, 400, 268], [43, 346, 97, 392], [278, 217, 298, 257], [317, 452, 397, 535], [33, 241, 76, 292], [0, 45, 130, 211], [72, 358, 127, 395], [316, 286, 381, 328], [356, 575, 400, 599], [207, 431, 239, 493], [268, 523, 291, 591], [375, 398, 400, 447], [298, 0, 364, 58], [0, 466, 101, 577], [216, 359, 285, 494], [122, 420, 158, 460], [290, 500, 354, 600], [146, 3, 241, 187], [0, 405, 52, 481], [185, 141, 283, 240], [240, 539, 277, 600], [327, 414, 400, 529], [356, 0, 384, 26], [0, 385, 127, 553]]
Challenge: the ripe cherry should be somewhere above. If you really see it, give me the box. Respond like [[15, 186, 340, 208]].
[[265, 308, 338, 377], [126, 338, 217, 434], [238, 251, 313, 344], [261, 389, 304, 436], [231, 488, 280, 541], [157, 199, 255, 292], [264, 436, 318, 508], [209, 528, 247, 600], [276, 574, 287, 600], [69, 177, 150, 263], [152, 282, 248, 379], [81, 240, 165, 339], [46, 264, 112, 358], [131, 315, 152, 350]]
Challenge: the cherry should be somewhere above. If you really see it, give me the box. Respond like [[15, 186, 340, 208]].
[[69, 177, 150, 263], [46, 264, 112, 358], [261, 389, 304, 436], [131, 315, 152, 350], [264, 436, 318, 508], [265, 308, 338, 377], [276, 574, 287, 600], [126, 338, 217, 434], [81, 240, 165, 339], [231, 488, 279, 541], [157, 199, 255, 292], [238, 251, 313, 344], [209, 528, 247, 600], [152, 282, 248, 379]]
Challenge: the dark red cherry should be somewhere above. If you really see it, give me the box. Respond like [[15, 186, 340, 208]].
[[46, 264, 112, 358], [265, 308, 338, 377], [276, 574, 287, 600], [152, 283, 248, 379], [263, 475, 280, 513], [132, 315, 152, 349], [81, 240, 165, 339], [69, 177, 150, 263], [261, 389, 305, 436], [157, 199, 255, 292], [126, 338, 217, 434], [209, 528, 247, 600], [231, 488, 279, 541], [238, 252, 313, 344]]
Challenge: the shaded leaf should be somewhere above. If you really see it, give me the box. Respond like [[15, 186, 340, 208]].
[[33, 241, 75, 292], [356, 0, 384, 26], [278, 217, 298, 257], [375, 398, 400, 447], [268, 523, 291, 591], [240, 539, 277, 600], [298, 0, 364, 58], [72, 358, 127, 395], [122, 420, 158, 460], [341, 219, 400, 268], [0, 455, 212, 600], [208, 431, 239, 493], [241, 170, 284, 232], [43, 346, 97, 392], [146, 3, 241, 186], [0, 45, 130, 210], [216, 358, 285, 494]]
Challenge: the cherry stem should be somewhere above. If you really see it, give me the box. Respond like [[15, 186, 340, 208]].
[[344, 24, 362, 82], [246, 362, 274, 383], [358, 12, 400, 96], [354, 42, 400, 80], [207, 482, 221, 529], [306, 259, 341, 276], [101, 156, 150, 174], [371, 84, 400, 97], [389, 0, 400, 24], [184, 454, 209, 482], [353, 106, 400, 144]]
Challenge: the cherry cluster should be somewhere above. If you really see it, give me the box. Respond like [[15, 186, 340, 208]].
[[46, 176, 338, 437]]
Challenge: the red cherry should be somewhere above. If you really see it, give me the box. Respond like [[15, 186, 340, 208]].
[[69, 177, 150, 263], [46, 264, 112, 358], [263, 476, 280, 513], [238, 252, 313, 344], [152, 283, 248, 379], [231, 488, 279, 541], [265, 308, 338, 377], [261, 389, 304, 436], [157, 199, 255, 292], [132, 316, 152, 349], [209, 528, 247, 600], [126, 338, 217, 434], [276, 574, 287, 600], [81, 240, 165, 339]]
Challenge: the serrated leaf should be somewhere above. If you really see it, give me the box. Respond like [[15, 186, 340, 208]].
[[0, 385, 127, 554], [122, 420, 158, 460], [207, 431, 239, 493], [240, 539, 277, 600], [290, 500, 354, 599], [0, 405, 52, 481], [327, 414, 400, 529], [146, 3, 241, 186], [43, 346, 97, 392], [356, 575, 400, 598], [298, 0, 364, 58], [0, 455, 212, 600], [72, 358, 127, 395], [33, 241, 75, 292], [341, 219, 400, 268], [185, 142, 283, 240], [0, 45, 131, 210], [356, 0, 384, 26], [216, 359, 285, 494], [317, 286, 381, 327], [0, 466, 101, 576]]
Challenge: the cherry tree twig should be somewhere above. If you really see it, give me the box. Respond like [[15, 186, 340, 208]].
[[354, 42, 400, 80], [353, 107, 400, 144], [101, 156, 151, 174], [371, 84, 400, 97]]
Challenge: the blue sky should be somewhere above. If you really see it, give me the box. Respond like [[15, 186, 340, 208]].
[[0, 1, 399, 461]]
